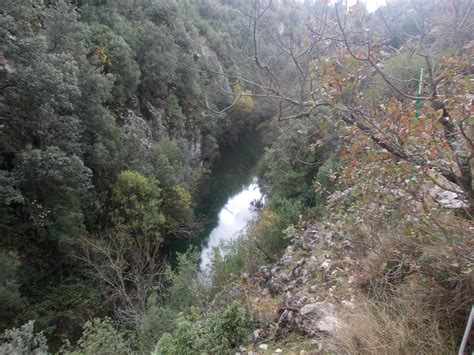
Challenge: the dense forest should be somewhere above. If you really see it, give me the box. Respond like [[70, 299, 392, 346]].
[[0, 0, 473, 354]]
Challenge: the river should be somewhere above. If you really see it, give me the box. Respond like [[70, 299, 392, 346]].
[[194, 130, 264, 272]]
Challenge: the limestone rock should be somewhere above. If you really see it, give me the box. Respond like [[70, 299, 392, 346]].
[[120, 109, 153, 149], [184, 128, 202, 160], [320, 260, 331, 272], [252, 329, 263, 342], [144, 101, 166, 137], [430, 187, 469, 209], [297, 301, 338, 334], [341, 300, 355, 310]]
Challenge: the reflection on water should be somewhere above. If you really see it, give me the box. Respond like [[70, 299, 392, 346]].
[[170, 130, 264, 271], [199, 177, 263, 271]]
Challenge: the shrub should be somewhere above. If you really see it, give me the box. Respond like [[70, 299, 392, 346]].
[[205, 302, 252, 354], [153, 302, 253, 355], [0, 321, 48, 355], [0, 251, 23, 330], [62, 317, 133, 355], [253, 198, 301, 258]]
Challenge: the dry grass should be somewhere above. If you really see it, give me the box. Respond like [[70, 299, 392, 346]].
[[332, 289, 455, 354], [328, 209, 474, 354]]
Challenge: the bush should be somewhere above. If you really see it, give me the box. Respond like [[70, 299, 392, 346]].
[[62, 318, 133, 355], [0, 321, 48, 355], [205, 302, 252, 354], [254, 197, 301, 258], [0, 251, 23, 330], [138, 250, 207, 352], [153, 302, 253, 355]]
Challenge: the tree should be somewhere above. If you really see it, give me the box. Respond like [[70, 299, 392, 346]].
[[0, 252, 23, 330], [13, 147, 92, 242], [87, 23, 140, 104], [80, 229, 165, 328], [137, 22, 179, 100], [207, 0, 473, 214], [81, 171, 166, 327], [110, 170, 165, 240]]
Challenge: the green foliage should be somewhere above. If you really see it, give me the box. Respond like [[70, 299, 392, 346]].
[[0, 321, 48, 355], [0, 252, 23, 330], [138, 250, 206, 351], [154, 138, 190, 185], [230, 85, 255, 115], [164, 95, 186, 133], [87, 23, 140, 103], [0, 0, 269, 347], [139, 303, 175, 352], [14, 147, 92, 243], [62, 318, 132, 355], [258, 117, 323, 207], [383, 52, 426, 93], [256, 198, 302, 256], [138, 23, 179, 99], [0, 170, 23, 225], [210, 241, 247, 292], [161, 186, 193, 231], [165, 251, 207, 310], [206, 302, 252, 354], [24, 279, 102, 339], [153, 302, 252, 355], [154, 311, 205, 355], [110, 170, 165, 240]]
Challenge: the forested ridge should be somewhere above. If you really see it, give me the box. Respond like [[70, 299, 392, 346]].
[[0, 0, 473, 354], [0, 0, 268, 346]]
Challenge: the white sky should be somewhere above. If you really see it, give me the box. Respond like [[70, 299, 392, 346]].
[[351, 0, 386, 12], [331, 0, 387, 12]]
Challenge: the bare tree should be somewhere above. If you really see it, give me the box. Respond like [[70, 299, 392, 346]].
[[200, 0, 332, 119], [79, 230, 165, 328], [203, 0, 473, 213], [326, 0, 473, 213]]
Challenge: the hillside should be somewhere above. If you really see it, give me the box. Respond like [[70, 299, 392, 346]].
[[0, 0, 473, 354]]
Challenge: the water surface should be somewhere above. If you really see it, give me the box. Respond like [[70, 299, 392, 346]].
[[194, 130, 264, 271], [199, 177, 263, 270]]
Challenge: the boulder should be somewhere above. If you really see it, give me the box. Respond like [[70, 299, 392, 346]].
[[297, 301, 338, 334], [430, 187, 469, 209]]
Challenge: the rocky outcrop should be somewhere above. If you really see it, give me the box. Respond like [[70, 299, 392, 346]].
[[185, 127, 202, 160], [244, 222, 358, 346], [197, 35, 232, 95], [144, 100, 166, 138], [131, 101, 204, 161], [119, 109, 153, 149], [430, 186, 469, 209]]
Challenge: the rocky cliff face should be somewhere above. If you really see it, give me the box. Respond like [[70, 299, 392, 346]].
[[229, 221, 363, 353], [117, 36, 231, 165], [119, 105, 205, 164]]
